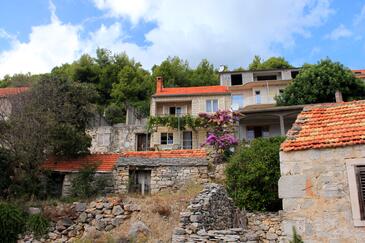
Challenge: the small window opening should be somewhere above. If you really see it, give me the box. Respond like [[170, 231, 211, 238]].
[[256, 75, 277, 81], [231, 74, 243, 85]]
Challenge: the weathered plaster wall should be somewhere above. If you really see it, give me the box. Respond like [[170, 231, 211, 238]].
[[279, 144, 365, 242], [88, 124, 147, 153], [114, 157, 209, 194]]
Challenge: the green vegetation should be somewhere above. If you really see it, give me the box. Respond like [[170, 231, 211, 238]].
[[248, 56, 293, 70], [0, 203, 26, 243], [147, 114, 203, 131], [70, 164, 108, 198], [225, 137, 285, 211], [0, 76, 96, 198], [276, 59, 365, 105], [26, 214, 49, 238]]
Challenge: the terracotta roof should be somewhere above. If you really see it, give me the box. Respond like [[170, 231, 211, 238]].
[[0, 87, 29, 97], [121, 149, 207, 158], [281, 101, 365, 152], [42, 154, 121, 172], [155, 86, 229, 97], [352, 70, 365, 79]]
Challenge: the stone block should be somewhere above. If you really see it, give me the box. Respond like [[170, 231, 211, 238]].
[[278, 175, 307, 199]]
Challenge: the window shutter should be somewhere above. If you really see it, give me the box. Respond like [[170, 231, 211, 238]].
[[356, 165, 365, 219]]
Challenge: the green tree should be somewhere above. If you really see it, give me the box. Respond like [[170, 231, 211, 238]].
[[189, 59, 219, 86], [248, 55, 262, 70], [276, 59, 365, 105], [248, 56, 293, 70], [152, 57, 219, 87], [0, 76, 96, 197], [152, 56, 191, 87], [225, 137, 285, 211]]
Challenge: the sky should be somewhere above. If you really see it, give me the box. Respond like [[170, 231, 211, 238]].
[[0, 0, 364, 77]]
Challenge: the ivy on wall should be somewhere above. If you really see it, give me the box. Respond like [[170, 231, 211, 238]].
[[147, 114, 204, 132]]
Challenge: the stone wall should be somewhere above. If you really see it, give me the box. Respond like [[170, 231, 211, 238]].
[[172, 184, 283, 243], [114, 157, 209, 194], [88, 124, 147, 153], [21, 197, 142, 242], [279, 144, 365, 242], [62, 172, 114, 197]]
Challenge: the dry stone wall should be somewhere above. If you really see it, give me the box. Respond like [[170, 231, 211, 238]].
[[172, 184, 283, 243], [21, 197, 141, 243], [114, 157, 209, 194]]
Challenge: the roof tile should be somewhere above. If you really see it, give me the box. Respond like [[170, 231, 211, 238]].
[[281, 100, 365, 152], [0, 87, 29, 97]]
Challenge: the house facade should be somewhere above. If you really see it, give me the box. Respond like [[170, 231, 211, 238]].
[[150, 68, 303, 150], [279, 101, 365, 242], [0, 87, 28, 120]]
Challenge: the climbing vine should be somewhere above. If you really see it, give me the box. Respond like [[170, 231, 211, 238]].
[[147, 114, 204, 132]]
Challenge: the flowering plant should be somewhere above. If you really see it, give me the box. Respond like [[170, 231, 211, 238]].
[[199, 110, 240, 163]]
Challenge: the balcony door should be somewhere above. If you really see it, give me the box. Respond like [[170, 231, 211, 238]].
[[183, 131, 193, 149]]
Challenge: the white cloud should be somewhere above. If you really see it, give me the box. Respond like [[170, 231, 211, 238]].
[[354, 4, 365, 25], [0, 0, 334, 77], [325, 24, 353, 40]]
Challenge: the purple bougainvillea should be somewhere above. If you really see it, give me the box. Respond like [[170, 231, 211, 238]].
[[199, 110, 240, 162]]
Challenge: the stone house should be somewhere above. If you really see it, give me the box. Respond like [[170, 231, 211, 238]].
[[0, 87, 28, 120], [43, 150, 208, 196], [279, 100, 365, 242]]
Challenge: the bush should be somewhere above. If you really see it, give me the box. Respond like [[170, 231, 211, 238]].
[[70, 164, 108, 199], [225, 137, 285, 211], [0, 203, 26, 242], [27, 214, 49, 238]]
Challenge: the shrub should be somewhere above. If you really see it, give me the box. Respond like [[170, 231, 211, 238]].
[[0, 203, 26, 242], [105, 103, 125, 124], [70, 164, 108, 199], [26, 214, 49, 238], [225, 137, 285, 211]]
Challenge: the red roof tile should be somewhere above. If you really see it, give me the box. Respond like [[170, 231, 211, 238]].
[[155, 85, 229, 96], [42, 154, 120, 172], [121, 149, 207, 158], [281, 100, 365, 152], [0, 87, 29, 97]]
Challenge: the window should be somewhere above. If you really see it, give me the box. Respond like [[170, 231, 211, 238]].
[[346, 160, 365, 226], [206, 99, 218, 112], [255, 90, 261, 104], [97, 133, 110, 146], [161, 133, 173, 145], [256, 75, 277, 81], [231, 74, 243, 85], [231, 95, 244, 110], [247, 126, 269, 140], [169, 107, 182, 116], [291, 71, 299, 79]]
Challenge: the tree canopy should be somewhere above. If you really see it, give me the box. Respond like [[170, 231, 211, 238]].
[[151, 57, 219, 87], [0, 76, 96, 197], [248, 55, 293, 70], [276, 59, 365, 105]]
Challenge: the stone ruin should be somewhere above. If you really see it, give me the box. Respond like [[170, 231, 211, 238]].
[[172, 183, 283, 243]]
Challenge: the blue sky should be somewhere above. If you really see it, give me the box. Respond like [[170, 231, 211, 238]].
[[0, 0, 364, 77]]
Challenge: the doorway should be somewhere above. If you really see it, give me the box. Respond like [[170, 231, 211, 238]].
[[136, 133, 150, 151], [183, 131, 193, 149], [128, 169, 151, 195]]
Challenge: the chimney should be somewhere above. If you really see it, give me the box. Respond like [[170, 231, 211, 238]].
[[335, 90, 343, 103], [156, 76, 163, 93]]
